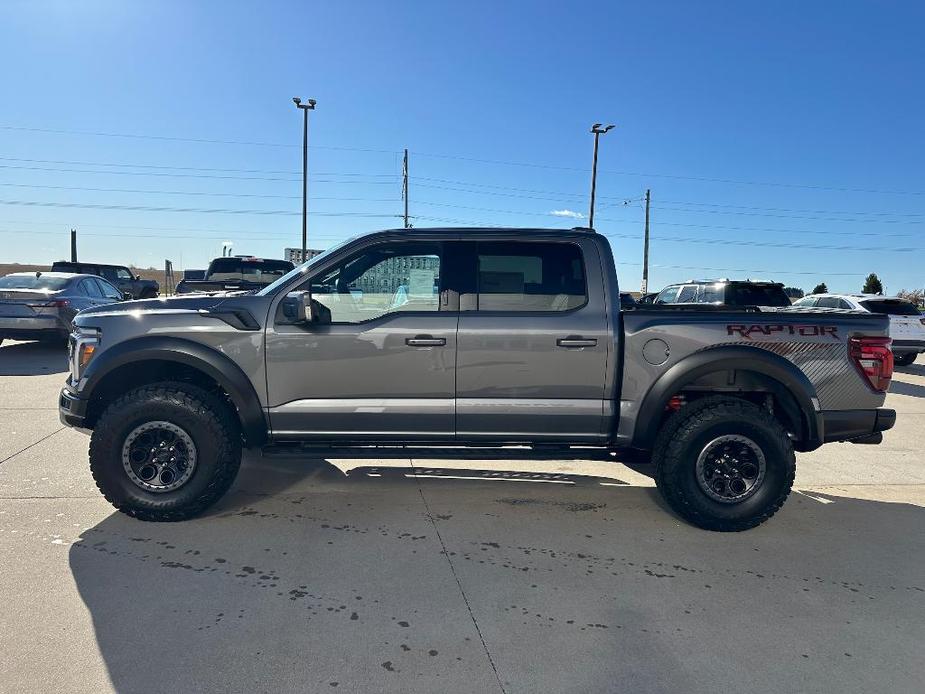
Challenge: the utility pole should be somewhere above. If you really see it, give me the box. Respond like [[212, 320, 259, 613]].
[[588, 123, 615, 228], [70, 228, 78, 262], [402, 148, 410, 228], [293, 96, 317, 262], [641, 189, 651, 294]]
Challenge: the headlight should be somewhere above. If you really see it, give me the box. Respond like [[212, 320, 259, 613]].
[[70, 329, 100, 383]]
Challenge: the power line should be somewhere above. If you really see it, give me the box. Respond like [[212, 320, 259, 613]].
[[0, 181, 400, 203], [0, 163, 397, 184], [0, 198, 401, 217], [4, 123, 920, 195], [0, 124, 400, 154], [0, 228, 346, 242], [653, 204, 925, 225], [654, 220, 917, 239], [657, 198, 925, 218], [0, 155, 399, 178]]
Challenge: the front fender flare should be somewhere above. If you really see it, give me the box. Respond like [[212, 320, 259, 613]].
[[80, 336, 267, 446], [632, 346, 823, 451]]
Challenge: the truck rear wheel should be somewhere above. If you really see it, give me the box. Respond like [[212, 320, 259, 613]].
[[653, 396, 795, 531], [894, 352, 916, 367], [89, 382, 242, 521]]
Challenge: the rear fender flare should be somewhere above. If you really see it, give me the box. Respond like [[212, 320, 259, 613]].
[[633, 346, 822, 450]]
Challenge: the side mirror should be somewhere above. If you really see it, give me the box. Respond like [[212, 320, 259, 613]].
[[282, 291, 330, 325], [135, 274, 142, 281], [121, 291, 134, 301]]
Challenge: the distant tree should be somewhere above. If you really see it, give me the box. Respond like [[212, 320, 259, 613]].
[[783, 286, 804, 299], [862, 273, 884, 295], [897, 288, 924, 308], [811, 283, 828, 294]]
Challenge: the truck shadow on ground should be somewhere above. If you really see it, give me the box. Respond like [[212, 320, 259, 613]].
[[896, 362, 925, 377], [0, 339, 68, 376], [68, 453, 925, 694], [889, 380, 925, 399]]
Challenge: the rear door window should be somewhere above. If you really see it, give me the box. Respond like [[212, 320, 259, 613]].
[[81, 278, 104, 297], [676, 285, 698, 303], [727, 283, 791, 307], [95, 278, 122, 300], [698, 284, 723, 303], [476, 242, 586, 312]]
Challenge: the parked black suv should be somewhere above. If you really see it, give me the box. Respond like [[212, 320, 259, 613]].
[[655, 279, 792, 308], [51, 262, 159, 299]]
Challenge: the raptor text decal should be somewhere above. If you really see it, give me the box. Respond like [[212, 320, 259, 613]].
[[726, 324, 839, 340]]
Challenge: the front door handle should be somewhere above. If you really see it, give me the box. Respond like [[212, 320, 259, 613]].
[[406, 335, 446, 347], [557, 335, 597, 348]]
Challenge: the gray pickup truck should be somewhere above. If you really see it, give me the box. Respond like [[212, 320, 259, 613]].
[[59, 227, 896, 530]]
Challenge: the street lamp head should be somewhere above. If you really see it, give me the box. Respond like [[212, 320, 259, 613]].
[[591, 123, 616, 134], [293, 97, 317, 110], [292, 97, 301, 105]]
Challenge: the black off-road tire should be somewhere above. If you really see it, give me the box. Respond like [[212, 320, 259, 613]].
[[89, 382, 242, 521], [653, 396, 795, 532], [894, 352, 917, 367]]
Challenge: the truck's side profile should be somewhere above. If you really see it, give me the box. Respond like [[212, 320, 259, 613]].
[[59, 228, 895, 530]]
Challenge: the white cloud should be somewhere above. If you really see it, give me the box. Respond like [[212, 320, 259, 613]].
[[549, 209, 585, 219]]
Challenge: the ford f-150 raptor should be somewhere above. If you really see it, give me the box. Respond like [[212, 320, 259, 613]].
[[59, 227, 896, 531]]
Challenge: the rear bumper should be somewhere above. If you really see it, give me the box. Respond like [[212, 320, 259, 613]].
[[0, 315, 69, 340], [821, 408, 895, 443], [891, 339, 925, 355]]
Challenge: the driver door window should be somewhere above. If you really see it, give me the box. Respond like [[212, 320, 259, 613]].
[[309, 243, 443, 323]]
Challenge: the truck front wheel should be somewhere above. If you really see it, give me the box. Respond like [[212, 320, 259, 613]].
[[89, 382, 242, 521], [653, 396, 795, 531]]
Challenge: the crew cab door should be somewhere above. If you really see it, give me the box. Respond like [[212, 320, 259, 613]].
[[455, 237, 611, 442], [265, 239, 458, 440]]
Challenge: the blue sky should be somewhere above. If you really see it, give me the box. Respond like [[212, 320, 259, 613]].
[[1, 0, 923, 294]]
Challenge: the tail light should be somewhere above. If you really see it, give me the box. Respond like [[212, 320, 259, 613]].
[[27, 299, 69, 308], [849, 336, 893, 392]]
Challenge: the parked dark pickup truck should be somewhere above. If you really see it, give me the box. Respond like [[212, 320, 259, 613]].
[[59, 227, 895, 530], [51, 261, 159, 299], [175, 256, 294, 294]]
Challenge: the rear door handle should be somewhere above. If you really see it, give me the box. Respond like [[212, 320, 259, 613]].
[[557, 335, 597, 348], [406, 335, 446, 347]]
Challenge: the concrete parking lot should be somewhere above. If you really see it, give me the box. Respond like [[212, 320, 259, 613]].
[[1, 340, 923, 693]]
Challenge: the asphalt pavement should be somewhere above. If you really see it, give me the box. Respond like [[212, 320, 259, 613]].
[[1, 340, 923, 693]]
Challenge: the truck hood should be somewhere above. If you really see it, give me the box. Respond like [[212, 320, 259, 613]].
[[75, 293, 233, 319]]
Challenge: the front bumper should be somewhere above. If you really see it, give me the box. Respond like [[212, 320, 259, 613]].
[[59, 385, 90, 431], [821, 408, 895, 444]]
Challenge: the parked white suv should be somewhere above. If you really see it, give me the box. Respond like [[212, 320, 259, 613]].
[[793, 294, 925, 366]]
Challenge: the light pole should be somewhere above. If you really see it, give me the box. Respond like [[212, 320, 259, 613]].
[[293, 97, 317, 262], [588, 123, 615, 229]]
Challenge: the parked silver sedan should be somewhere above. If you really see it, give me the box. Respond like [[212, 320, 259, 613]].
[[0, 272, 125, 346]]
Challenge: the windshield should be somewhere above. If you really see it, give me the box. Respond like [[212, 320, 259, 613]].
[[257, 236, 361, 296], [0, 274, 70, 290], [860, 298, 921, 316]]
